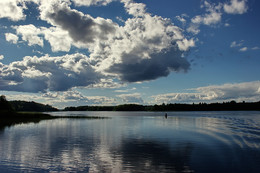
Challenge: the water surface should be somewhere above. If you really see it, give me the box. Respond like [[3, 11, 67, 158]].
[[0, 111, 260, 172]]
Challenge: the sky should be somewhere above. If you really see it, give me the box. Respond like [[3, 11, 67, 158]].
[[0, 0, 260, 108]]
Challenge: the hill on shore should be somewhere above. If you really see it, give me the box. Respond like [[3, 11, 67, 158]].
[[1, 95, 58, 112], [9, 101, 58, 112]]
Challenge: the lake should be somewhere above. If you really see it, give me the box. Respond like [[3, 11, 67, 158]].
[[0, 111, 260, 173]]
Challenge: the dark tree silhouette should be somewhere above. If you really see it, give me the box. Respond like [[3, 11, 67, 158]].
[[0, 95, 14, 111]]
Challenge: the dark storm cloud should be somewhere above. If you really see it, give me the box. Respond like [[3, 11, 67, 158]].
[[107, 48, 190, 82]]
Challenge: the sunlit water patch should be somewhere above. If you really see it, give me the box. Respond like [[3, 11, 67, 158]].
[[0, 111, 260, 172]]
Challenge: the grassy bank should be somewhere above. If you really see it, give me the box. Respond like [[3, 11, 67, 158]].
[[0, 110, 108, 131]]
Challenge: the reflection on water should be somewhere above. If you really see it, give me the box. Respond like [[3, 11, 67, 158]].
[[0, 111, 260, 172]]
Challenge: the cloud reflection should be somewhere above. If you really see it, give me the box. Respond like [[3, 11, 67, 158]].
[[0, 112, 260, 173]]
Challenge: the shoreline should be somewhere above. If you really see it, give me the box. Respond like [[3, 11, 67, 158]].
[[0, 111, 108, 130]]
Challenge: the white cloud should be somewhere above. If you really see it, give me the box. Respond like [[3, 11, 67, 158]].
[[191, 1, 222, 26], [116, 16, 125, 23], [176, 15, 187, 24], [122, 0, 147, 17], [5, 90, 117, 107], [95, 13, 193, 82], [36, 0, 193, 83], [239, 47, 248, 52], [1, 0, 195, 92], [72, 0, 113, 6], [43, 90, 117, 106], [14, 24, 44, 47], [41, 27, 72, 52], [86, 95, 117, 105], [0, 55, 4, 60], [224, 23, 230, 27], [187, 24, 200, 35], [13, 24, 74, 52], [0, 0, 26, 21], [62, 90, 86, 101], [117, 93, 144, 104], [114, 87, 136, 93], [42, 92, 59, 99], [5, 93, 46, 103], [177, 38, 195, 51], [0, 53, 101, 92], [252, 46, 260, 50], [224, 0, 248, 14], [5, 33, 19, 44], [188, 0, 248, 35], [230, 40, 244, 47], [152, 81, 260, 104], [188, 1, 223, 34], [87, 78, 126, 89], [39, 1, 117, 45]]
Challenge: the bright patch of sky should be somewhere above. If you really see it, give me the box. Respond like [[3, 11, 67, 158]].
[[0, 0, 260, 108]]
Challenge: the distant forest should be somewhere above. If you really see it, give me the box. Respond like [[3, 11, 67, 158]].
[[64, 101, 260, 112], [1, 95, 260, 112]]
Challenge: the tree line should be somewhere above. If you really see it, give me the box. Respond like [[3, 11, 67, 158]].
[[1, 94, 260, 112], [64, 101, 260, 111], [0, 95, 58, 112]]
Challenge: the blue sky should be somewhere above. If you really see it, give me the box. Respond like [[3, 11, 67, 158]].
[[0, 0, 260, 108]]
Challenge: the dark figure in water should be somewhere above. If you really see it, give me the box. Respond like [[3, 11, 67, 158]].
[[165, 113, 168, 119]]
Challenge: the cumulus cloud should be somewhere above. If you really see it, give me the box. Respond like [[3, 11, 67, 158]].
[[43, 90, 117, 105], [1, 0, 195, 92], [5, 90, 117, 107], [5, 93, 46, 103], [39, 1, 117, 45], [0, 0, 26, 21], [5, 33, 19, 44], [122, 0, 147, 17], [152, 81, 260, 104], [41, 27, 72, 52], [177, 38, 195, 51], [13, 24, 73, 52], [224, 0, 248, 14], [188, 0, 248, 34], [14, 24, 44, 47], [191, 1, 222, 26], [36, 0, 193, 83], [0, 53, 101, 92], [188, 1, 222, 34], [105, 48, 190, 82], [86, 96, 117, 105], [95, 13, 194, 82], [117, 93, 144, 104], [0, 55, 4, 60]]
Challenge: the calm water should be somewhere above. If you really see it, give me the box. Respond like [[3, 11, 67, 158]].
[[0, 111, 260, 173]]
